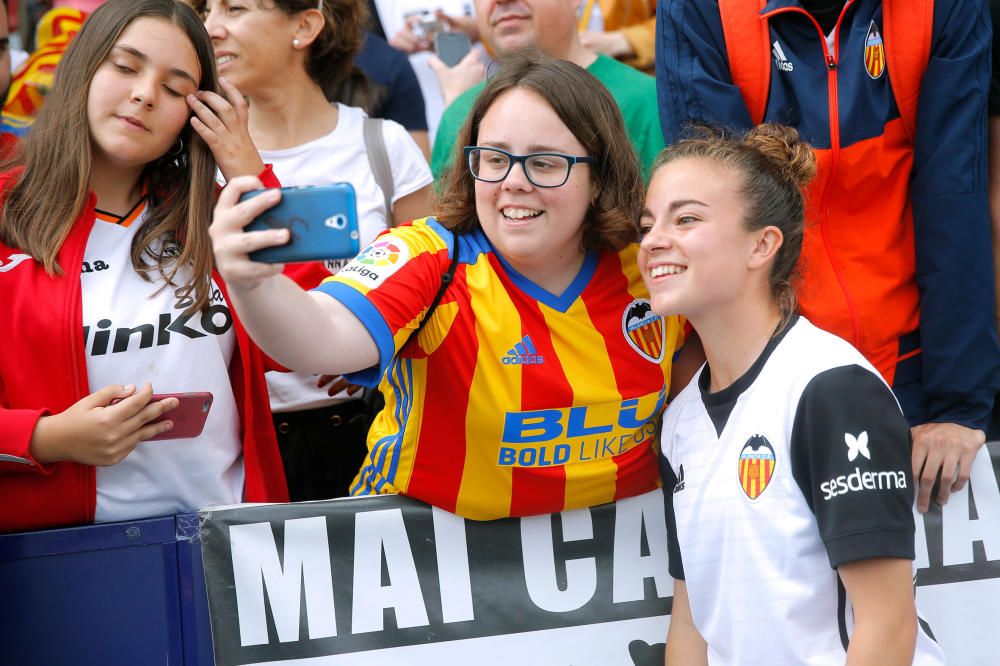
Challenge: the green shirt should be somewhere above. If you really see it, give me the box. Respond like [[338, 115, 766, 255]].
[[430, 54, 665, 183]]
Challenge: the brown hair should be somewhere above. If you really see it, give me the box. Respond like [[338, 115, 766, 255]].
[[0, 0, 220, 311], [651, 123, 816, 319], [435, 50, 644, 253], [192, 0, 369, 101]]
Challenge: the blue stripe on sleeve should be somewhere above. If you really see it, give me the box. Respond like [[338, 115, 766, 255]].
[[311, 280, 395, 388]]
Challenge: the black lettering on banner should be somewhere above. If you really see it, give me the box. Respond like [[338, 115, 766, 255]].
[[199, 445, 1000, 666], [916, 441, 1000, 586], [200, 493, 673, 665]]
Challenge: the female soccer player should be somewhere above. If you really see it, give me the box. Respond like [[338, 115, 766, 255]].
[[209, 52, 686, 520], [194, 0, 433, 501], [0, 0, 287, 533], [640, 124, 944, 664]]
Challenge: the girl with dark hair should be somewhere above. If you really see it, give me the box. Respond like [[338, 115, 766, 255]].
[[209, 51, 687, 520], [0, 0, 287, 533], [195, 0, 433, 501], [641, 125, 944, 665]]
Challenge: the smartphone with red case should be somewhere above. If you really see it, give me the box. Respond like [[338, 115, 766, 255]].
[[144, 392, 214, 441], [111, 392, 213, 440]]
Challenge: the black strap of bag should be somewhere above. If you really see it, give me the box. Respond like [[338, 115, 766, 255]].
[[406, 236, 460, 348], [362, 234, 460, 416]]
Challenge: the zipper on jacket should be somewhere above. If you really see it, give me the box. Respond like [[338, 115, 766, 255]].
[[764, 1, 863, 349]]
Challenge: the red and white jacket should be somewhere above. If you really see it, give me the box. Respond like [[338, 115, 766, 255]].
[[0, 169, 289, 533]]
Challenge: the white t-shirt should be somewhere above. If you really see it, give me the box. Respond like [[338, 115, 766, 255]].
[[373, 0, 478, 143], [83, 203, 244, 523], [660, 317, 944, 665], [259, 103, 433, 412]]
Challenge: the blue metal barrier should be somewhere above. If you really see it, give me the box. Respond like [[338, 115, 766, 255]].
[[0, 513, 214, 666]]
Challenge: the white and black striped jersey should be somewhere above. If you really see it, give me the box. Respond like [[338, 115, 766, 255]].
[[660, 316, 944, 665]]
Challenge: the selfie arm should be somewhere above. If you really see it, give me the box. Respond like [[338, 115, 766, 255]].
[[227, 273, 378, 376], [212, 177, 378, 375]]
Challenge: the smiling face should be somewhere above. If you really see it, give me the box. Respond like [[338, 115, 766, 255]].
[[86, 16, 200, 176], [474, 86, 594, 286], [475, 0, 578, 58], [639, 157, 771, 320], [201, 0, 299, 95]]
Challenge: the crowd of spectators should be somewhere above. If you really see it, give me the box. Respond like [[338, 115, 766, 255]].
[[0, 0, 996, 662]]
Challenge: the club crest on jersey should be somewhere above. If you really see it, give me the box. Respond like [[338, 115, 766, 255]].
[[340, 237, 409, 288], [622, 299, 665, 363], [864, 21, 885, 80], [738, 434, 776, 501]]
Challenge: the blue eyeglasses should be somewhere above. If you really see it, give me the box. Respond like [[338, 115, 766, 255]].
[[464, 146, 595, 188]]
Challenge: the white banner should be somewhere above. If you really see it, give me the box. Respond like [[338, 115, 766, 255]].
[[199, 443, 1000, 665]]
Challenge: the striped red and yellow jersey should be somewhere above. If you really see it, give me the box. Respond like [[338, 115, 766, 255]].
[[315, 218, 685, 519]]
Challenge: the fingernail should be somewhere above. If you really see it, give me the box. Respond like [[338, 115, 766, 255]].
[[123, 384, 135, 392]]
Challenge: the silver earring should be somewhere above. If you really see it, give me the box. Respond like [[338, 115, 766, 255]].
[[168, 137, 184, 157], [292, 38, 300, 48]]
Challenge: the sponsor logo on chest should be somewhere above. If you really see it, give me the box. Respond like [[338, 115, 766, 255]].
[[83, 285, 231, 356]]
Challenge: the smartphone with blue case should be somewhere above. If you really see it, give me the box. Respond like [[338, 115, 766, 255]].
[[240, 183, 361, 263]]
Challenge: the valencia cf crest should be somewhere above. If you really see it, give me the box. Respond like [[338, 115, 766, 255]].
[[622, 299, 665, 363], [864, 21, 885, 80], [738, 435, 776, 501]]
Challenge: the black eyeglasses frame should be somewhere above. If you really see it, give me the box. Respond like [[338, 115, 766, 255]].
[[463, 146, 596, 188]]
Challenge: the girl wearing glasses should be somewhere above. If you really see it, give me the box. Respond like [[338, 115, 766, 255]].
[[641, 125, 943, 664], [209, 51, 687, 519]]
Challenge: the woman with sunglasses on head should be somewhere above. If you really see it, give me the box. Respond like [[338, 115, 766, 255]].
[[0, 0, 288, 533], [193, 0, 434, 502], [641, 125, 944, 664], [210, 51, 687, 519]]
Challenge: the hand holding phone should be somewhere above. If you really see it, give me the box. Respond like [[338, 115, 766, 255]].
[[109, 391, 214, 441], [145, 392, 214, 441], [30, 385, 210, 467], [239, 183, 361, 263]]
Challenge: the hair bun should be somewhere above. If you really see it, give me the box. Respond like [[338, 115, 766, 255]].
[[744, 124, 816, 188]]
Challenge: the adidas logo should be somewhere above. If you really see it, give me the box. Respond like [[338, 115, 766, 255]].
[[772, 40, 794, 72], [502, 335, 545, 365], [673, 464, 686, 493]]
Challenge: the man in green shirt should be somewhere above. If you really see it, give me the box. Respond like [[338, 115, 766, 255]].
[[429, 0, 664, 182]]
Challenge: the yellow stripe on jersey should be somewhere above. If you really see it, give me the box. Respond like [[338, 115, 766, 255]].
[[544, 297, 620, 509], [454, 256, 522, 518]]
